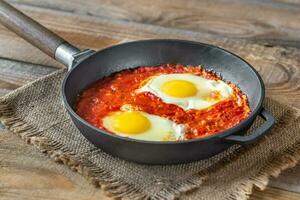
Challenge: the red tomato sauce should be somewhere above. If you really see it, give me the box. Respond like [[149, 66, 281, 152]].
[[76, 64, 250, 139]]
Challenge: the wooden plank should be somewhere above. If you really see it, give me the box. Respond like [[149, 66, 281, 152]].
[[7, 0, 300, 47], [0, 80, 18, 91], [269, 165, 300, 193], [0, 88, 12, 96], [0, 57, 56, 86], [0, 57, 56, 96], [250, 187, 300, 200]]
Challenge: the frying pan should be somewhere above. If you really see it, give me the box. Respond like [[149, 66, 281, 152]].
[[0, 1, 275, 164]]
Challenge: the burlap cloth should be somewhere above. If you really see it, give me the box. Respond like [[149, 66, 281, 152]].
[[0, 69, 299, 200]]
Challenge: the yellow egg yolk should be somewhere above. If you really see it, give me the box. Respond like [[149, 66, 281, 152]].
[[161, 80, 197, 98], [112, 111, 151, 134]]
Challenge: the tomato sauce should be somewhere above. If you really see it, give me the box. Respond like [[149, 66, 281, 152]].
[[76, 64, 250, 139]]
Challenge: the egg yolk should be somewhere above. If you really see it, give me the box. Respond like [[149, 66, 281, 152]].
[[112, 111, 151, 134], [161, 80, 197, 98]]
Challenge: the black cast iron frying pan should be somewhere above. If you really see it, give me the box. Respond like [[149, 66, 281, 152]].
[[0, 1, 275, 164]]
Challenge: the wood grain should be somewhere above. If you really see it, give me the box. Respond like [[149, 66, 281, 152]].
[[0, 88, 12, 96], [0, 57, 56, 86], [7, 0, 300, 47], [0, 57, 55, 94], [250, 187, 300, 200], [0, 1, 66, 58], [269, 165, 300, 193]]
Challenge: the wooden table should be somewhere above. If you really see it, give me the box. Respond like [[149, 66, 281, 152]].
[[0, 0, 300, 199]]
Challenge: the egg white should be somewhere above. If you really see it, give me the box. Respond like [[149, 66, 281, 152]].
[[102, 110, 186, 141], [137, 73, 233, 110]]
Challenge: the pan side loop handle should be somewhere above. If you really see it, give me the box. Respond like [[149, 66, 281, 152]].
[[224, 108, 275, 145], [0, 0, 80, 67]]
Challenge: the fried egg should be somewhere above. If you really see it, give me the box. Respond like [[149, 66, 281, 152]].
[[137, 73, 233, 110], [102, 110, 186, 141]]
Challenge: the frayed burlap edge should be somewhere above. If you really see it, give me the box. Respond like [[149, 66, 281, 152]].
[[237, 113, 300, 200], [227, 141, 300, 200], [0, 98, 207, 200]]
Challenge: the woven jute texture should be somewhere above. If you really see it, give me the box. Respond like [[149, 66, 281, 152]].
[[0, 69, 300, 200]]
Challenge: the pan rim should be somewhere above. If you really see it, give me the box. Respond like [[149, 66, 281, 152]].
[[62, 39, 265, 145]]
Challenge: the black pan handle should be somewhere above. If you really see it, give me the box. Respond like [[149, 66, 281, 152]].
[[0, 0, 80, 67], [224, 108, 275, 145]]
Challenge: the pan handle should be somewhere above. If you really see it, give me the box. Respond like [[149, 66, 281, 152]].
[[0, 0, 81, 68], [224, 108, 275, 145]]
